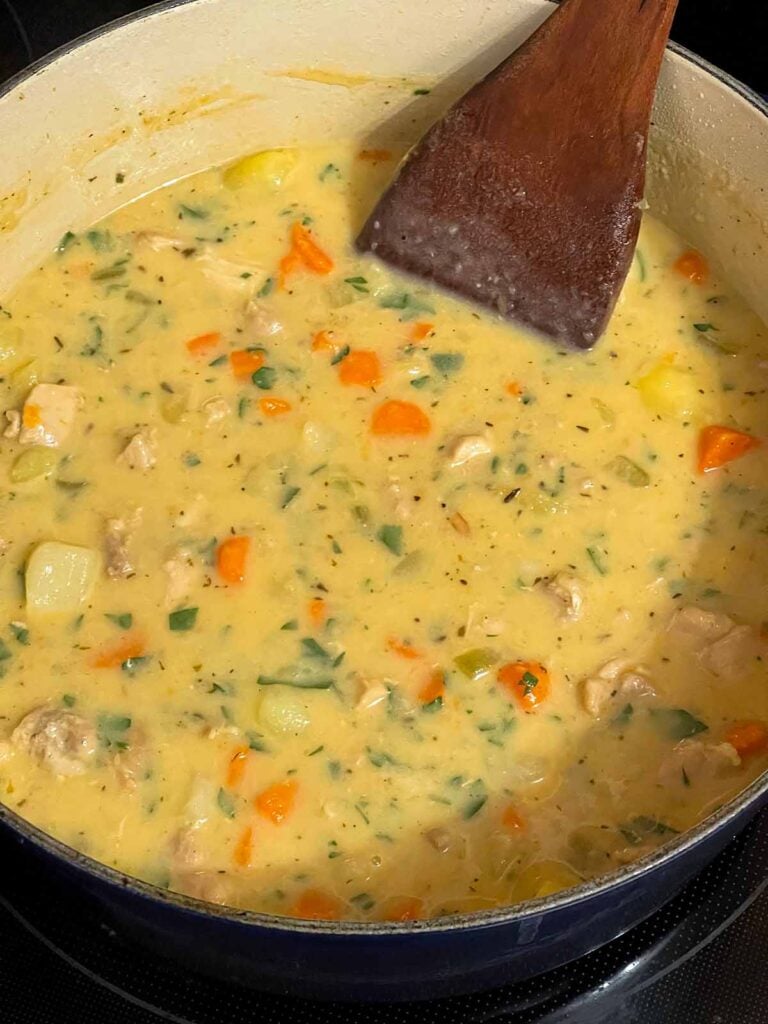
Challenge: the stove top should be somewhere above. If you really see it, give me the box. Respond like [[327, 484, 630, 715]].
[[0, 1, 767, 1021]]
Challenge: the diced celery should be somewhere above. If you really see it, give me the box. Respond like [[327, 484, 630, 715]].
[[26, 542, 100, 613], [453, 648, 497, 680], [10, 448, 58, 483]]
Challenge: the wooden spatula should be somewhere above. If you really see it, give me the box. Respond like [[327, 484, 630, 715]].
[[357, 0, 678, 349]]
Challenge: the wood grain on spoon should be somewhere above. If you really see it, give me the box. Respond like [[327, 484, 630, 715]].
[[357, 0, 679, 349]]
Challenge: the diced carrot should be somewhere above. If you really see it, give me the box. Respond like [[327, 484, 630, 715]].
[[233, 826, 253, 868], [229, 348, 265, 380], [673, 249, 708, 284], [216, 535, 250, 585], [497, 660, 551, 712], [22, 404, 42, 429], [379, 896, 424, 922], [418, 669, 445, 705], [226, 746, 250, 788], [90, 632, 145, 669], [725, 721, 768, 758], [410, 322, 434, 343], [387, 637, 422, 660], [308, 597, 327, 628], [254, 779, 297, 824], [311, 330, 336, 352], [185, 331, 221, 356], [279, 222, 333, 287], [501, 804, 526, 832], [505, 381, 522, 397], [291, 888, 343, 921], [698, 425, 759, 473], [357, 149, 393, 162], [259, 397, 293, 417], [338, 349, 382, 388], [371, 400, 431, 437]]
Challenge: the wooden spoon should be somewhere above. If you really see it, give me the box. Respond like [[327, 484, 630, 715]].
[[357, 0, 678, 349]]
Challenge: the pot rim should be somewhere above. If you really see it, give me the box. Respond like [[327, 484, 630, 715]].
[[0, 0, 767, 938]]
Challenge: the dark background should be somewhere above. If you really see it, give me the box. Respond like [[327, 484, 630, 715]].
[[0, 0, 767, 93]]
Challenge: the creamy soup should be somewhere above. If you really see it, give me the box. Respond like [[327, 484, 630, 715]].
[[0, 143, 767, 922]]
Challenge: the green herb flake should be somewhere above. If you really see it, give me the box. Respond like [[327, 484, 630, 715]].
[[301, 637, 331, 660], [462, 780, 488, 820], [55, 231, 77, 254], [280, 619, 299, 631], [97, 714, 132, 750], [350, 892, 375, 911], [217, 788, 236, 819], [257, 674, 334, 689], [650, 707, 708, 741], [379, 291, 435, 322], [0, 639, 12, 662], [319, 163, 342, 182], [606, 455, 650, 488], [330, 344, 351, 366], [252, 366, 277, 390], [586, 546, 608, 576], [430, 352, 464, 375], [121, 656, 151, 677], [410, 375, 431, 389], [620, 815, 678, 846], [106, 612, 133, 630], [281, 485, 301, 509], [183, 452, 202, 468], [344, 276, 369, 293], [377, 524, 403, 556], [61, 693, 76, 708], [168, 607, 199, 632], [10, 623, 29, 646], [178, 203, 209, 220], [237, 397, 250, 419], [257, 277, 275, 298]]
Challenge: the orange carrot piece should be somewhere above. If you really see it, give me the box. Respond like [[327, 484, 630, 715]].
[[338, 349, 383, 388], [725, 721, 768, 758], [278, 249, 303, 289], [387, 637, 422, 660], [233, 826, 253, 868], [418, 669, 445, 705], [497, 660, 551, 712], [229, 348, 265, 380], [357, 149, 393, 162], [501, 804, 526, 832], [292, 888, 343, 921], [505, 381, 522, 397], [379, 896, 424, 922], [216, 535, 250, 585], [226, 746, 250, 788], [308, 597, 327, 628], [90, 632, 146, 669], [410, 322, 434, 342], [22, 404, 42, 429], [311, 330, 336, 352], [698, 425, 759, 473], [254, 779, 297, 825], [673, 249, 708, 284], [259, 397, 293, 417], [371, 400, 430, 437], [290, 222, 333, 275], [185, 331, 221, 356]]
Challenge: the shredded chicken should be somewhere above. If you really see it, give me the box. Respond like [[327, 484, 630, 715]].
[[355, 677, 389, 711], [3, 409, 20, 439], [11, 706, 96, 777], [424, 827, 466, 857], [201, 397, 230, 426], [244, 297, 283, 337], [446, 433, 494, 468], [669, 606, 734, 642], [19, 384, 80, 447], [172, 870, 232, 905], [581, 658, 656, 718], [134, 231, 186, 252], [658, 739, 740, 788], [703, 624, 764, 680], [197, 249, 261, 293], [113, 724, 149, 790], [118, 428, 157, 471], [541, 573, 584, 621], [172, 492, 208, 529], [163, 547, 198, 609], [104, 509, 142, 579]]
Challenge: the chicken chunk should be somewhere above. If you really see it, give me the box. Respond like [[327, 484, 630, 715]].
[[702, 625, 765, 680], [669, 606, 734, 642], [19, 384, 80, 447], [355, 677, 389, 711], [3, 409, 20, 438], [581, 659, 656, 718], [658, 739, 740, 788], [163, 547, 198, 609], [171, 870, 232, 905], [244, 297, 283, 337], [134, 230, 186, 252], [201, 397, 230, 427], [446, 433, 494, 469], [113, 724, 149, 790], [104, 510, 142, 579], [12, 706, 96, 777], [197, 249, 261, 293], [118, 428, 157, 471], [541, 573, 584, 622]]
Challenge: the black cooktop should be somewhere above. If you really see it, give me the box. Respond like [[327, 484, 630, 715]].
[[1, 2, 767, 1021]]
